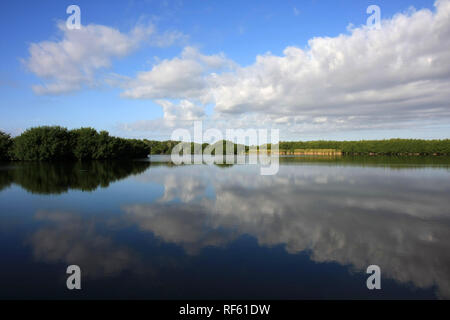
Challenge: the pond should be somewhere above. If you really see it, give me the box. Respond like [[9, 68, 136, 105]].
[[0, 156, 449, 299]]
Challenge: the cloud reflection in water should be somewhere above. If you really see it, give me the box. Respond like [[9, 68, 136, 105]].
[[123, 165, 450, 298]]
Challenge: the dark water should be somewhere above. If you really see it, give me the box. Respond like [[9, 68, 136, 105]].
[[0, 157, 449, 299]]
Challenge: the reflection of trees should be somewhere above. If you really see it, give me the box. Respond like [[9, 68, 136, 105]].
[[148, 155, 450, 170], [0, 160, 150, 194], [279, 155, 450, 169], [0, 164, 14, 192], [214, 163, 234, 168]]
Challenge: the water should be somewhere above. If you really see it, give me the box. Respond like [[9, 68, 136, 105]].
[[0, 157, 449, 299]]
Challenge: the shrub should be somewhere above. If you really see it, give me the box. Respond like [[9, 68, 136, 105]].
[[0, 131, 13, 160], [12, 126, 73, 160]]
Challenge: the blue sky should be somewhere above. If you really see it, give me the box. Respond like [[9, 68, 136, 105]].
[[1, 0, 449, 141]]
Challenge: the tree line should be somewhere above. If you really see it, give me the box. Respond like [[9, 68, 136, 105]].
[[1, 127, 449, 161], [143, 139, 247, 155], [277, 139, 450, 155], [0, 126, 149, 161], [143, 139, 450, 156]]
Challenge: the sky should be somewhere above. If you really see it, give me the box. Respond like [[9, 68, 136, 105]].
[[1, 0, 449, 141]]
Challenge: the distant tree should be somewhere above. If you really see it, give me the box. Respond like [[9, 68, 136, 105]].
[[6, 125, 450, 160], [12, 126, 73, 160], [71, 127, 100, 160], [127, 139, 150, 158], [276, 139, 450, 155], [10, 126, 151, 161], [0, 131, 13, 160], [94, 130, 114, 159]]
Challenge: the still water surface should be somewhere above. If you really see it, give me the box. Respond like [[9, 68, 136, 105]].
[[0, 157, 449, 299]]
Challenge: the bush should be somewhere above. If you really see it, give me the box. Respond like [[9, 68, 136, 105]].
[[71, 127, 100, 160], [12, 126, 73, 160], [0, 131, 13, 160], [10, 126, 150, 161]]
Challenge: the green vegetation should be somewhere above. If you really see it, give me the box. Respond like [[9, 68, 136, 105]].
[[0, 126, 149, 161], [1, 126, 449, 161], [206, 140, 247, 155], [277, 139, 450, 155], [70, 127, 149, 160], [0, 131, 13, 160], [12, 126, 73, 160], [143, 138, 450, 156], [144, 139, 248, 155], [143, 140, 181, 155]]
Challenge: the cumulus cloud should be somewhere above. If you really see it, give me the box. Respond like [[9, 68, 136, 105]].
[[25, 1, 450, 136], [156, 99, 205, 121], [121, 46, 235, 100], [25, 22, 156, 94], [118, 99, 206, 137], [212, 1, 450, 118], [119, 0, 450, 136]]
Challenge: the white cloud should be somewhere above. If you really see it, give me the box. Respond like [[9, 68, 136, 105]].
[[26, 22, 157, 94], [156, 99, 205, 121], [28, 1, 450, 137], [121, 46, 235, 100], [117, 99, 206, 137], [210, 1, 450, 123], [120, 1, 450, 137]]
